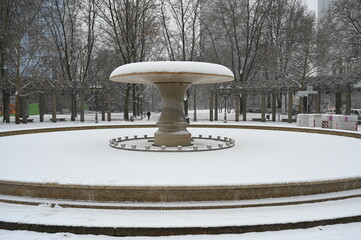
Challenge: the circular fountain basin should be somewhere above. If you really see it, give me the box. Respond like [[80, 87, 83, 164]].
[[0, 125, 360, 202]]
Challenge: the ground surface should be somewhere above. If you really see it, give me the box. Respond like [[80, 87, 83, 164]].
[[0, 111, 360, 239], [0, 119, 360, 186]]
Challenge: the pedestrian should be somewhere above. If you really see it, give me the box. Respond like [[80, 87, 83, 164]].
[[147, 111, 151, 120]]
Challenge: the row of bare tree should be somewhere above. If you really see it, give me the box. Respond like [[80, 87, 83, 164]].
[[1, 0, 360, 123]]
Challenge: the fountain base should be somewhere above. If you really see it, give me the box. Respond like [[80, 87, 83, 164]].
[[154, 128, 192, 146]]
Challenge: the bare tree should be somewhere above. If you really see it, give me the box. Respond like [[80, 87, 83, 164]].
[[43, 0, 97, 122], [0, 0, 45, 124], [328, 0, 361, 76], [98, 0, 159, 121], [201, 0, 274, 120], [0, 0, 20, 123], [78, 0, 97, 122], [159, 0, 201, 117], [261, 0, 317, 112], [316, 0, 361, 114]]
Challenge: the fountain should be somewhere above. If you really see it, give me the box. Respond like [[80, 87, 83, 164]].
[[110, 61, 234, 146], [1, 62, 361, 237]]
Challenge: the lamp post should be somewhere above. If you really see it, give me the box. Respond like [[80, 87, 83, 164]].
[[219, 84, 232, 123], [90, 83, 102, 123]]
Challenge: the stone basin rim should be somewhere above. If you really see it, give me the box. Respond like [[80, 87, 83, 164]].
[[110, 71, 234, 85]]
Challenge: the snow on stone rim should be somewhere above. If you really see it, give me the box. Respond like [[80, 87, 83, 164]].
[[110, 61, 234, 84]]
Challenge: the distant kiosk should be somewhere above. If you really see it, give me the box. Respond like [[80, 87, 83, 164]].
[[110, 61, 234, 146], [297, 86, 318, 97], [298, 86, 318, 114]]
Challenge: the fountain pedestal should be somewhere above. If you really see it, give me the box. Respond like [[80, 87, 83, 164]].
[[110, 61, 234, 147], [154, 82, 191, 146]]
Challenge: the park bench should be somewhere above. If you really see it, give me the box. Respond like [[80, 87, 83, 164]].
[[50, 118, 66, 122], [252, 115, 271, 121], [19, 118, 34, 122], [281, 118, 296, 122]]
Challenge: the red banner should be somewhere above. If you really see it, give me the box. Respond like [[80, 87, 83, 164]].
[[0, 104, 16, 115]]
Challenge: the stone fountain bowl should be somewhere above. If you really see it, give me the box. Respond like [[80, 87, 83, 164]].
[[110, 61, 234, 84]]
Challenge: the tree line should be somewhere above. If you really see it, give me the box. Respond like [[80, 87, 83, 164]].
[[1, 0, 360, 124]]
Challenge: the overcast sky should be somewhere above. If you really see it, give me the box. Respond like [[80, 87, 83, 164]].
[[305, 0, 318, 15]]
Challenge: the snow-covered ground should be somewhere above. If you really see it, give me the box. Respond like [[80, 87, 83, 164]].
[[1, 197, 361, 228], [1, 110, 360, 239], [1, 110, 360, 131], [0, 110, 301, 131], [0, 113, 360, 186]]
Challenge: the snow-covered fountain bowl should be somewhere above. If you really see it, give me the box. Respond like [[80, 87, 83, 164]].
[[110, 61, 234, 147]]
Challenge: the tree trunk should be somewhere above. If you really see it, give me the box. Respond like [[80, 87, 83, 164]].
[[242, 94, 247, 121], [193, 86, 197, 122], [71, 93, 76, 121], [277, 93, 282, 109], [15, 94, 20, 124], [52, 92, 57, 123], [214, 93, 218, 121], [298, 97, 302, 114], [335, 91, 342, 114], [288, 92, 293, 123], [15, 43, 21, 124], [140, 100, 142, 117], [21, 96, 27, 124], [240, 95, 243, 115], [124, 84, 130, 121], [136, 89, 141, 117], [209, 92, 214, 121], [235, 94, 240, 122], [183, 88, 190, 117], [80, 91, 85, 122], [303, 96, 308, 113], [315, 92, 321, 113], [345, 90, 351, 115], [272, 92, 276, 121], [261, 93, 266, 122], [107, 93, 111, 121], [2, 91, 10, 123], [101, 94, 106, 121], [132, 84, 136, 117], [39, 93, 45, 122], [136, 99, 140, 117], [183, 99, 188, 118]]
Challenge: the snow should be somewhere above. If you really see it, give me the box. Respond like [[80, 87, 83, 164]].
[[0, 110, 358, 132], [110, 61, 234, 84], [0, 222, 360, 240], [0, 197, 360, 228], [1, 112, 361, 239], [0, 125, 360, 186], [110, 61, 234, 77]]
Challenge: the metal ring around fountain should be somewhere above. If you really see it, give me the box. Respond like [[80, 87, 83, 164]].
[[109, 135, 235, 152]]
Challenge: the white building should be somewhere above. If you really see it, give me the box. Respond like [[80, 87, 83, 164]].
[[318, 0, 335, 20]]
